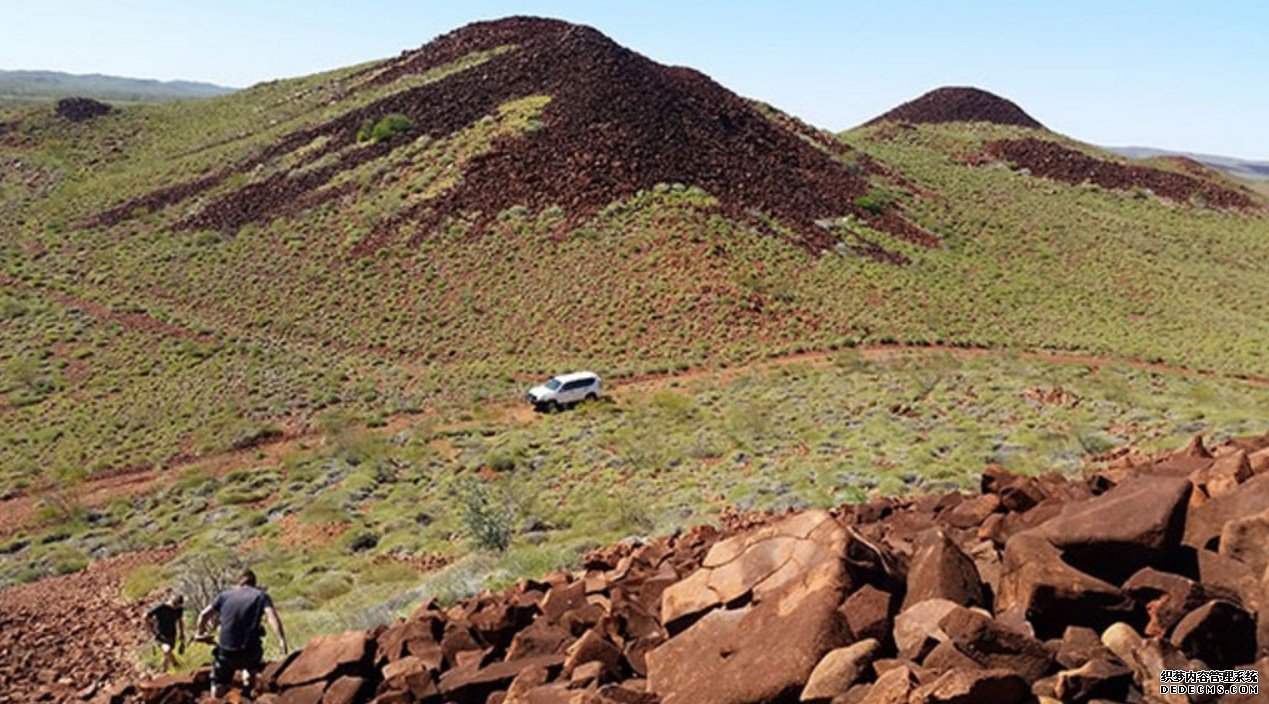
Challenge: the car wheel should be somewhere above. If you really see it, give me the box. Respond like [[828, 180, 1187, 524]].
[[549, 401, 562, 413], [585, 393, 598, 403]]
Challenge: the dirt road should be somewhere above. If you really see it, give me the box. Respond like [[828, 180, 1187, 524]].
[[2, 342, 1265, 539]]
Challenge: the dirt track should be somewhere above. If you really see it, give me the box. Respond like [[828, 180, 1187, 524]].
[[2, 342, 1267, 541]]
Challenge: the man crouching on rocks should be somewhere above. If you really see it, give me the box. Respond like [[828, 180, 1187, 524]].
[[194, 568, 288, 700]]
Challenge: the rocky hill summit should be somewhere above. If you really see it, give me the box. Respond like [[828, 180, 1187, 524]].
[[126, 432, 1269, 704], [91, 16, 936, 260], [867, 86, 1044, 129]]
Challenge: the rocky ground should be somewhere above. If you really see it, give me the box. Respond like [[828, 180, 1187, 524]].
[[984, 138, 1258, 210], [0, 546, 178, 704], [120, 432, 1269, 704]]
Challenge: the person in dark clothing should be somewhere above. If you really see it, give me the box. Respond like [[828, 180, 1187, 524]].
[[145, 593, 186, 672], [195, 569, 288, 699]]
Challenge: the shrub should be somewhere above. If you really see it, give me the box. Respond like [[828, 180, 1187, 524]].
[[358, 114, 413, 144], [455, 476, 514, 552], [852, 187, 896, 215]]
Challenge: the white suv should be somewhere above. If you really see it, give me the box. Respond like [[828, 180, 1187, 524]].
[[525, 371, 602, 412]]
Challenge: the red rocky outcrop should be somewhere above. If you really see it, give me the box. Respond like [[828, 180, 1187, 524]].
[[125, 431, 1269, 704]]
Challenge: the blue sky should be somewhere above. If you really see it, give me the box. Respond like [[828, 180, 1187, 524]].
[[1, 1, 1265, 158]]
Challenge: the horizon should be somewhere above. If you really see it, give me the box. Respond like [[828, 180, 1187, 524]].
[[1, 1, 1267, 159]]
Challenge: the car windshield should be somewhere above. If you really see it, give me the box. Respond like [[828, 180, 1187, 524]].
[[544, 378, 562, 390]]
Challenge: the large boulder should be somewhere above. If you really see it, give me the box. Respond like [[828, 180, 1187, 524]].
[[1168, 600, 1256, 669], [276, 630, 374, 688], [997, 533, 1130, 638], [1034, 475, 1191, 583], [1183, 474, 1269, 550], [647, 512, 852, 704], [659, 510, 846, 631]]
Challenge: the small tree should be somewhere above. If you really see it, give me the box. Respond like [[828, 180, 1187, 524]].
[[454, 476, 514, 552]]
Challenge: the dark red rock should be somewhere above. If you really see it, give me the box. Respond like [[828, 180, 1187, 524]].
[[1169, 600, 1256, 669], [902, 529, 986, 611]]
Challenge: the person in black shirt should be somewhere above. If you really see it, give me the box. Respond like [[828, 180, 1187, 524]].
[[195, 569, 288, 699], [145, 593, 186, 672]]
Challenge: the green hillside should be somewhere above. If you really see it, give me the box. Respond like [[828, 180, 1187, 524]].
[[1, 16, 1266, 503]]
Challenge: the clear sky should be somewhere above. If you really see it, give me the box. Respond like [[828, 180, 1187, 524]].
[[1, 1, 1265, 158]]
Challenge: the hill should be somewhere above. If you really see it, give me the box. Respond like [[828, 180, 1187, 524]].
[[0, 14, 1267, 518], [0, 69, 235, 106], [864, 86, 1044, 128], [1107, 144, 1269, 181]]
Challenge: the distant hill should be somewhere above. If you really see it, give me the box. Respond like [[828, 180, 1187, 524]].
[[865, 86, 1044, 129], [0, 69, 235, 106], [1106, 145, 1269, 181]]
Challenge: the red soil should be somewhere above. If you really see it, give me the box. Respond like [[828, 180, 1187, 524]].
[[986, 137, 1259, 209], [867, 86, 1044, 129], [89, 17, 939, 263]]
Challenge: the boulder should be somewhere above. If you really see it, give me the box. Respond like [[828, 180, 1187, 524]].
[[380, 655, 439, 700], [1183, 474, 1269, 550], [1123, 567, 1209, 637], [276, 682, 326, 704], [980, 467, 1047, 512], [902, 529, 986, 611], [937, 607, 1054, 680], [799, 639, 879, 702], [438, 653, 564, 704], [1053, 659, 1131, 703], [909, 668, 1029, 704], [506, 620, 574, 661], [839, 584, 892, 643], [647, 521, 852, 704], [1219, 506, 1269, 575], [921, 641, 984, 674], [997, 533, 1130, 638], [1250, 447, 1269, 475], [659, 510, 846, 631], [1101, 622, 1197, 704], [1169, 600, 1256, 669], [1053, 626, 1114, 671], [942, 494, 1001, 530], [321, 676, 368, 704], [1196, 549, 1261, 611], [561, 627, 622, 680], [1190, 450, 1253, 501], [277, 631, 373, 688], [856, 664, 918, 704], [1034, 475, 1191, 583], [893, 599, 962, 661]]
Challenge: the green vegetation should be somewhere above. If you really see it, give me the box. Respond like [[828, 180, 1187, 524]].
[[4, 352, 1267, 646], [358, 113, 414, 143]]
